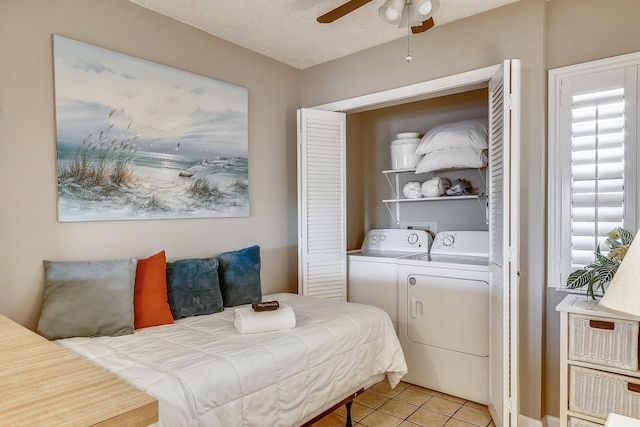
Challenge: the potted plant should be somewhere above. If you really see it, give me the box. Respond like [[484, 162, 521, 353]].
[[566, 227, 634, 299]]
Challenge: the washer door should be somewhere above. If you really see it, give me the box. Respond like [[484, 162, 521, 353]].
[[406, 274, 489, 357], [348, 258, 399, 334]]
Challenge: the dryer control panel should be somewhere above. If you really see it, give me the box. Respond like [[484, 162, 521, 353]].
[[362, 229, 432, 253], [430, 231, 489, 257]]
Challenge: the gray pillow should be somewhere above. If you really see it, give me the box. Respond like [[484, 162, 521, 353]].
[[37, 258, 137, 340], [218, 245, 262, 307], [166, 257, 224, 319]]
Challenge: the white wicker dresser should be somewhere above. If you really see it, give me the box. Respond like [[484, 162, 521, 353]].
[[558, 294, 640, 427]]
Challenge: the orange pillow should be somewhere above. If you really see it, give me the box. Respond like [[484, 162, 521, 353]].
[[134, 251, 174, 329]]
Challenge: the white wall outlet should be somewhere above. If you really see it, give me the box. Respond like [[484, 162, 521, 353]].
[[400, 221, 437, 237]]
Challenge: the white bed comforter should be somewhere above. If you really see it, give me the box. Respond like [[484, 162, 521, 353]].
[[56, 293, 407, 427]]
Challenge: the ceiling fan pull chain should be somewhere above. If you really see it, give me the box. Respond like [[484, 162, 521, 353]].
[[406, 1, 412, 62]]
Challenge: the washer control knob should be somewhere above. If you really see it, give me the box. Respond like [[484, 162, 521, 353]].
[[409, 277, 416, 286], [407, 233, 419, 245]]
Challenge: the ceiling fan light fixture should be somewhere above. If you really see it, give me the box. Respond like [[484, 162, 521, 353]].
[[378, 0, 405, 24], [386, 8, 401, 20], [398, 3, 424, 28], [415, 0, 439, 18], [416, 0, 432, 16]]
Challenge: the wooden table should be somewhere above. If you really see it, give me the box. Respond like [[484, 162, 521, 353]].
[[0, 314, 158, 426]]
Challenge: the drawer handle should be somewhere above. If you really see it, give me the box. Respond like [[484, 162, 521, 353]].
[[589, 320, 615, 330], [628, 383, 640, 394]]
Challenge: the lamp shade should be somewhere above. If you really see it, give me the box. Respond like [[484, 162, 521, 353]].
[[600, 228, 640, 317]]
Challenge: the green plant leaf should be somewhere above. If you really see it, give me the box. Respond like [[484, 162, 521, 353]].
[[606, 238, 622, 249], [567, 268, 594, 289], [567, 227, 634, 299], [595, 247, 609, 265], [587, 274, 596, 299], [619, 228, 634, 245], [594, 262, 619, 285]]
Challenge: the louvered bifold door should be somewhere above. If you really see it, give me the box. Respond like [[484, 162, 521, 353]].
[[488, 60, 520, 427], [297, 108, 347, 300]]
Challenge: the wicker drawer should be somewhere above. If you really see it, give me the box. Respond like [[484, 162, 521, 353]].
[[569, 313, 639, 371], [568, 416, 604, 427], [570, 366, 640, 419]]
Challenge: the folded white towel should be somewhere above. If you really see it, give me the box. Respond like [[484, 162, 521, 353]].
[[234, 304, 296, 334], [421, 177, 450, 198]]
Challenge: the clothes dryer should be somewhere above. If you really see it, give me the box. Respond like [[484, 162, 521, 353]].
[[398, 231, 490, 404]]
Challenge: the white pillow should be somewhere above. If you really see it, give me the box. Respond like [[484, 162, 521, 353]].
[[415, 148, 487, 174], [415, 119, 488, 154]]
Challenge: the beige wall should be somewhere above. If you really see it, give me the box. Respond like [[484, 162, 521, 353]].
[[0, 0, 301, 329]]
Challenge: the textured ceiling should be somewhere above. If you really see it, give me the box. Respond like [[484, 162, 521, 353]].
[[130, 0, 520, 69]]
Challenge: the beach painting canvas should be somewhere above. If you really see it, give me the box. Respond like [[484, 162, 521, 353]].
[[53, 35, 248, 222]]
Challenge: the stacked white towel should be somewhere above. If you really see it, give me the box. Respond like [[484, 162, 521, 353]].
[[234, 304, 296, 334], [421, 177, 450, 198], [402, 181, 422, 199]]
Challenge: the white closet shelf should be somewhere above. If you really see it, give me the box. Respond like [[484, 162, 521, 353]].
[[382, 167, 488, 224], [382, 168, 420, 174], [383, 195, 481, 203]]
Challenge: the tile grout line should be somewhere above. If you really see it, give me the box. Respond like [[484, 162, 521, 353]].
[[314, 380, 494, 427]]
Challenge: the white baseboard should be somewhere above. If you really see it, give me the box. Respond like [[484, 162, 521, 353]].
[[543, 415, 561, 427], [515, 414, 560, 427], [518, 414, 560, 427], [492, 412, 559, 427], [519, 414, 544, 427]]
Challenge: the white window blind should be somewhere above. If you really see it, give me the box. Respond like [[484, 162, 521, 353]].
[[570, 88, 625, 268], [548, 53, 639, 288]]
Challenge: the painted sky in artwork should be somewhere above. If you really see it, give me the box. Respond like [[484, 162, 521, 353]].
[[53, 35, 247, 160]]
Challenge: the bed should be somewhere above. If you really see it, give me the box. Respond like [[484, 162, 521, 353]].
[[55, 292, 407, 427]]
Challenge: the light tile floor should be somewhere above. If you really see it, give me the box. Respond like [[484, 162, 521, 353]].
[[311, 380, 495, 427]]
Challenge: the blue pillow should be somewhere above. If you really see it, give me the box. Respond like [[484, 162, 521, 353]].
[[218, 245, 262, 307], [166, 257, 223, 319]]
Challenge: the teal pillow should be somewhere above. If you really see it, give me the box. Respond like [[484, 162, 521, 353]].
[[218, 245, 262, 307], [37, 258, 137, 340], [165, 257, 223, 319]]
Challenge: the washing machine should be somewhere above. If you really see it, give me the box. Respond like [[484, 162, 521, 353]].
[[347, 229, 431, 334], [398, 230, 490, 404]]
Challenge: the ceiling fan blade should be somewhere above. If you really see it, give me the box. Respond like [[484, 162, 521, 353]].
[[317, 0, 373, 23], [411, 17, 435, 34]]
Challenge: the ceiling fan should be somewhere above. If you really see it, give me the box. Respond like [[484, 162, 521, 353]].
[[317, 0, 440, 34]]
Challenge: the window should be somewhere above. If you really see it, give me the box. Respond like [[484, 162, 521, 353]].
[[548, 53, 639, 288]]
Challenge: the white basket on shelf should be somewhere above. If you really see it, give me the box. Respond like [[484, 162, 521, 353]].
[[569, 313, 639, 371], [570, 366, 640, 419], [568, 416, 604, 427]]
